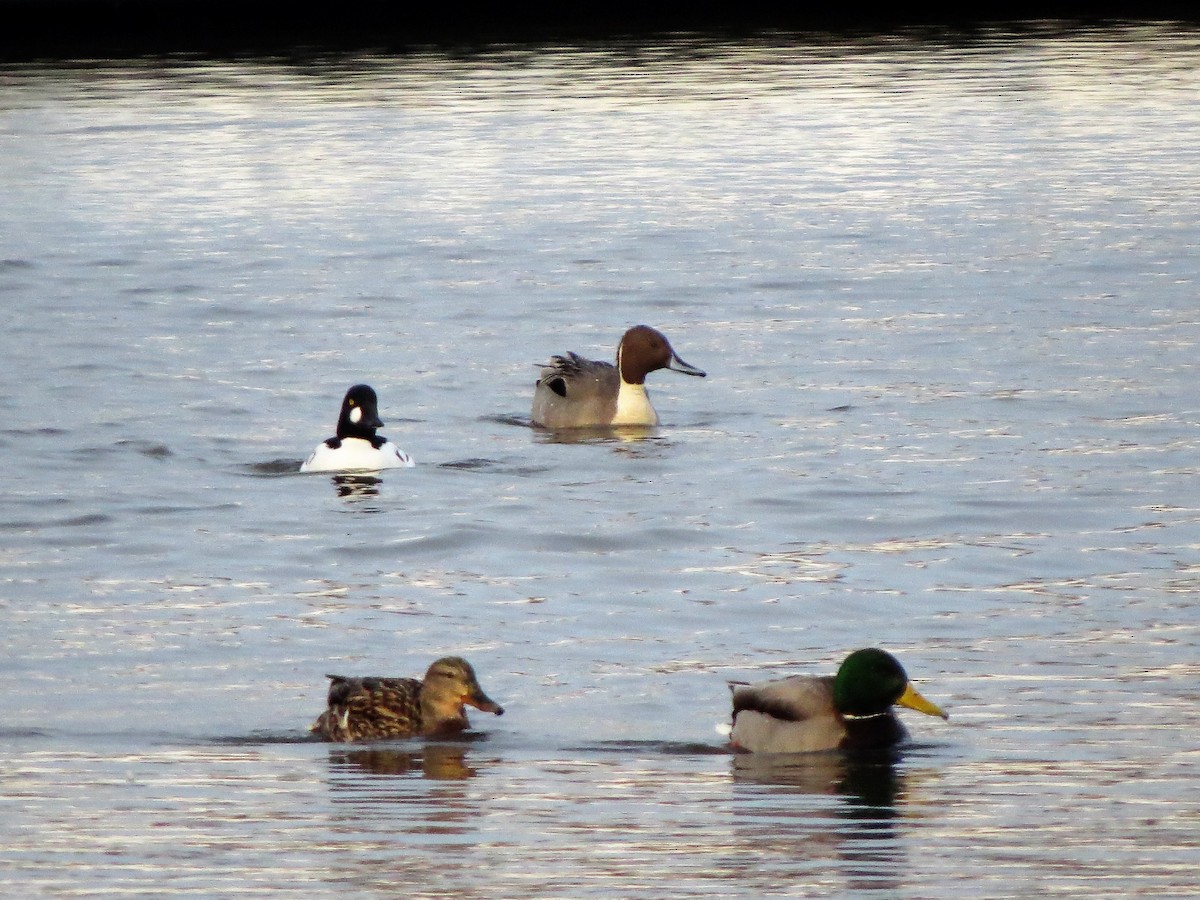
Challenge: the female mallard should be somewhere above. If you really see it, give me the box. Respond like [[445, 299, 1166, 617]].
[[311, 657, 504, 743], [729, 648, 948, 754]]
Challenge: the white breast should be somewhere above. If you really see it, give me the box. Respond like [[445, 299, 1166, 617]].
[[611, 382, 659, 426], [301, 438, 414, 473]]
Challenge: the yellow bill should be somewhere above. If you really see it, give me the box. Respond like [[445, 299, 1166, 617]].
[[898, 682, 949, 720]]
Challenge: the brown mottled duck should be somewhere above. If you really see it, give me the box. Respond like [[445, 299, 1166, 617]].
[[311, 656, 504, 743]]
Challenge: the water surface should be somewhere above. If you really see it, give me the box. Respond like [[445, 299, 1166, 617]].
[[2, 22, 1199, 897]]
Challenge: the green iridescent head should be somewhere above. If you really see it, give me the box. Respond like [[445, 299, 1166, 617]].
[[832, 648, 947, 720]]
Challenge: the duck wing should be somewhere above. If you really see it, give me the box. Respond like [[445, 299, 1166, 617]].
[[729, 675, 848, 754], [536, 353, 619, 397], [532, 353, 621, 427], [731, 675, 837, 723], [312, 675, 424, 742]]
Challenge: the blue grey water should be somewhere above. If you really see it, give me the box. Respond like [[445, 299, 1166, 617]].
[[2, 21, 1199, 897]]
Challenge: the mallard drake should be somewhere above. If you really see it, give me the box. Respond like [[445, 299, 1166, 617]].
[[531, 325, 706, 428], [729, 648, 948, 754], [310, 656, 504, 742]]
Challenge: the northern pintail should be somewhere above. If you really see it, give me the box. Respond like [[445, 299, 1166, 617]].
[[310, 657, 505, 742], [531, 325, 705, 428], [300, 383, 414, 472], [728, 648, 948, 754]]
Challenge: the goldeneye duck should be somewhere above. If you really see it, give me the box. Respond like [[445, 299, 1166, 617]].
[[300, 384, 414, 473]]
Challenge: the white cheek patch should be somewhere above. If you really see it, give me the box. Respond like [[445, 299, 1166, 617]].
[[349, 407, 362, 424]]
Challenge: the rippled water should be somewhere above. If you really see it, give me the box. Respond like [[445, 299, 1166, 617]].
[[2, 21, 1199, 897]]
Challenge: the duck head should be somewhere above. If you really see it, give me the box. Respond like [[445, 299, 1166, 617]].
[[420, 657, 505, 725], [833, 648, 948, 720], [336, 384, 385, 441], [616, 325, 706, 385]]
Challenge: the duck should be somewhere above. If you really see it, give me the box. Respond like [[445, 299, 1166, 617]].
[[531, 325, 706, 428], [728, 648, 948, 754], [310, 656, 505, 743], [300, 383, 414, 473]]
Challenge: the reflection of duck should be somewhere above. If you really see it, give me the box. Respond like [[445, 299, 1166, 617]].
[[732, 751, 904, 808], [328, 743, 482, 780], [729, 648, 947, 754], [731, 748, 909, 894], [311, 657, 504, 742], [332, 474, 381, 498], [300, 384, 414, 473], [531, 325, 705, 428]]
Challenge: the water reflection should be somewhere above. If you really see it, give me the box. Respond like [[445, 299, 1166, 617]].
[[732, 752, 907, 894], [4, 21, 1200, 897], [328, 742, 484, 780], [331, 474, 382, 499], [733, 750, 903, 805], [531, 425, 672, 447], [321, 740, 497, 894]]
